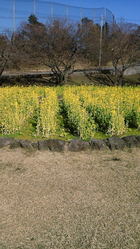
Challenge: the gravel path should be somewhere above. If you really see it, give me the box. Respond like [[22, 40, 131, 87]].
[[0, 148, 140, 249]]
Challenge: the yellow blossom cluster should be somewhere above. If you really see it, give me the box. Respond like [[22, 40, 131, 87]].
[[63, 86, 140, 136], [0, 85, 139, 138], [63, 88, 96, 139], [0, 86, 59, 137]]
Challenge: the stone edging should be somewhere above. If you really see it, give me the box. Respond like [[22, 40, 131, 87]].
[[0, 135, 140, 152]]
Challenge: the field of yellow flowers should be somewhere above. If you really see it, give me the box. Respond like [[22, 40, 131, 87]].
[[0, 86, 140, 140]]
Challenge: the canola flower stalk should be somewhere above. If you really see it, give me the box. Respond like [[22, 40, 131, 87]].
[[0, 86, 140, 138]]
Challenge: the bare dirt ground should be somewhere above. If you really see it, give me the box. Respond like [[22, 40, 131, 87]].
[[0, 148, 140, 249]]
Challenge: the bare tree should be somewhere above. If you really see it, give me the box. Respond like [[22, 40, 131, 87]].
[[2, 14, 139, 87], [0, 31, 24, 79], [14, 16, 46, 69], [16, 18, 77, 84], [109, 28, 139, 85], [42, 19, 77, 84], [77, 18, 100, 66], [0, 35, 10, 77], [80, 21, 140, 86]]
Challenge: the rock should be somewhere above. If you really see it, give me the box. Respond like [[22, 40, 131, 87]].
[[9, 139, 21, 149], [0, 137, 17, 148], [31, 142, 39, 150], [122, 135, 140, 148], [135, 135, 140, 143], [104, 136, 126, 150], [18, 140, 33, 150], [1, 135, 140, 151], [90, 139, 108, 150], [68, 140, 90, 152], [38, 139, 66, 152]]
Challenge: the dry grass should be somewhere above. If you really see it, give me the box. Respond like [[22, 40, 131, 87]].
[[0, 148, 140, 249]]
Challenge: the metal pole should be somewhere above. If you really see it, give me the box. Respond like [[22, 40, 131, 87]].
[[93, 8, 95, 23], [12, 0, 16, 33], [104, 8, 107, 22], [51, 3, 54, 19], [65, 6, 69, 20], [33, 0, 36, 15], [99, 15, 104, 68], [80, 8, 83, 20]]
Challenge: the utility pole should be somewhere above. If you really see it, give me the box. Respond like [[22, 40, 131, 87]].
[[33, 0, 36, 15], [99, 15, 104, 68], [12, 0, 16, 33], [65, 6, 69, 20], [80, 8, 83, 21], [51, 3, 54, 19]]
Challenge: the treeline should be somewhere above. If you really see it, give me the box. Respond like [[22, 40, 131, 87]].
[[0, 15, 140, 85]]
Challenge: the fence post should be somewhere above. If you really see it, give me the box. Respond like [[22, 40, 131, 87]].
[[33, 0, 36, 15], [12, 0, 16, 33], [99, 15, 104, 68]]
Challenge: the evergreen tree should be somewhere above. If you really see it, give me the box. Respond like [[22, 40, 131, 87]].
[[28, 14, 39, 25]]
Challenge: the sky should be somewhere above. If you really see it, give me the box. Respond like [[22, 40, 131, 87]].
[[55, 0, 140, 23], [0, 0, 140, 32]]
